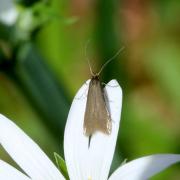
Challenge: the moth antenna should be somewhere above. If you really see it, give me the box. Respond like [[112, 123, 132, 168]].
[[85, 39, 95, 76], [97, 46, 125, 76]]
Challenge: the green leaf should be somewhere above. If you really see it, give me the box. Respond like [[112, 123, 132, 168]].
[[54, 152, 69, 180], [13, 43, 70, 147]]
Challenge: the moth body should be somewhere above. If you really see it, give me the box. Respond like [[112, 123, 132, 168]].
[[83, 75, 112, 136]]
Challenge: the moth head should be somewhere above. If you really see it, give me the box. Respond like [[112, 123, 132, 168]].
[[91, 74, 100, 80]]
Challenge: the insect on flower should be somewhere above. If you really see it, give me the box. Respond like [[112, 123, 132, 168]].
[[83, 47, 124, 137]]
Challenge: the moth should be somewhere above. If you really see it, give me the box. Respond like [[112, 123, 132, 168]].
[[83, 47, 124, 136], [83, 73, 112, 136]]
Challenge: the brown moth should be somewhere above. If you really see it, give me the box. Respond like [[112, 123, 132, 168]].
[[83, 47, 124, 136], [83, 74, 111, 136]]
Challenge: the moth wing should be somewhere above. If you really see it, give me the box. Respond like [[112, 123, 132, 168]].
[[84, 79, 111, 136]]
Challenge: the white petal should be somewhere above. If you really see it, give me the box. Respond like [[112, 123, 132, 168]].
[[0, 114, 65, 180], [109, 154, 180, 180], [64, 80, 90, 180], [64, 79, 122, 180], [0, 160, 31, 180], [0, 0, 18, 25], [88, 80, 122, 180]]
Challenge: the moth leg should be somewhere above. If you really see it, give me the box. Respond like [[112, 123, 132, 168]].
[[101, 82, 106, 87], [102, 82, 119, 88], [85, 81, 89, 85], [75, 85, 88, 100]]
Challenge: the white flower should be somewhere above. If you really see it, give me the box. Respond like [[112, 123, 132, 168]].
[[0, 0, 18, 25], [0, 79, 180, 180]]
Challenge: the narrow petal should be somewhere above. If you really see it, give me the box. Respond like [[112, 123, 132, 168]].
[[109, 154, 180, 180], [88, 80, 122, 180], [64, 79, 122, 180], [64, 80, 90, 180], [0, 114, 65, 180], [0, 160, 31, 180]]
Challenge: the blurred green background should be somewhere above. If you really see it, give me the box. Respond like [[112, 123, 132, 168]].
[[0, 0, 180, 179]]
